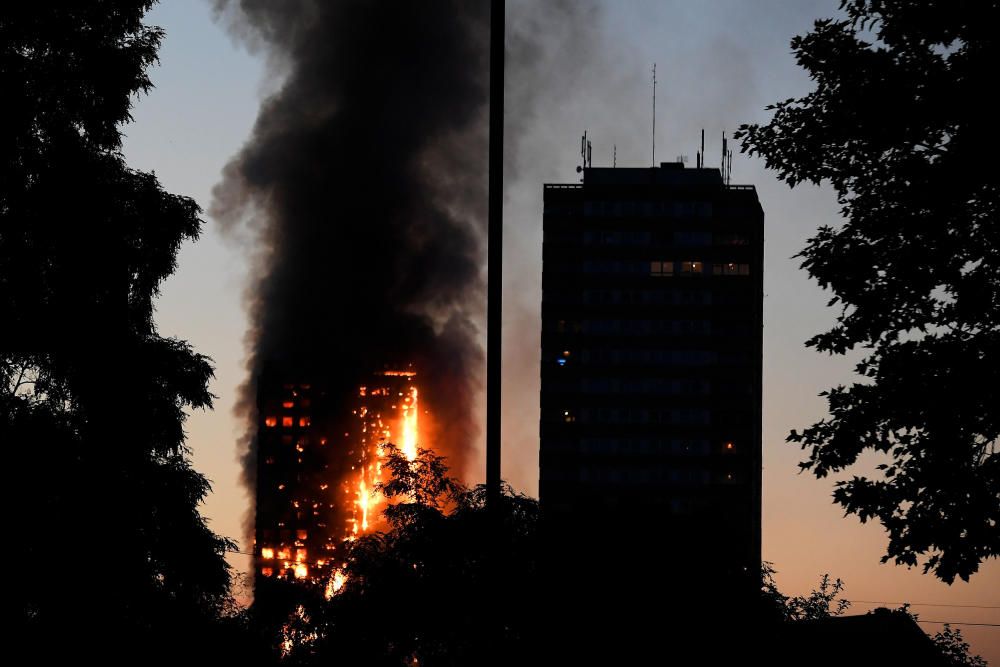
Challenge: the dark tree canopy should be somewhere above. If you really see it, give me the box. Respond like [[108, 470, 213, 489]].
[[1, 2, 240, 657], [737, 0, 999, 582], [268, 445, 539, 666]]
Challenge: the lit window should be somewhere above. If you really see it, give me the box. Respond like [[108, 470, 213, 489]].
[[299, 416, 311, 427], [296, 530, 308, 540], [650, 261, 674, 277], [295, 548, 307, 562], [713, 262, 750, 276], [681, 261, 703, 275], [282, 416, 293, 427], [563, 410, 576, 423], [261, 567, 274, 577], [265, 416, 277, 428], [277, 549, 291, 560], [724, 441, 735, 451], [294, 564, 308, 579], [282, 401, 295, 409], [261, 547, 275, 560]]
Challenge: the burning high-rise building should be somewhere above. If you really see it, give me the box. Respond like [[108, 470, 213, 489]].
[[254, 366, 422, 586]]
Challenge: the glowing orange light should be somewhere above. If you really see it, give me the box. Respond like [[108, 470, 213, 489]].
[[299, 416, 311, 427], [325, 569, 348, 599], [277, 549, 290, 560], [282, 416, 294, 427], [294, 563, 308, 579], [725, 442, 734, 450], [265, 416, 277, 427], [401, 387, 419, 461], [282, 401, 295, 409], [261, 547, 275, 560], [261, 567, 273, 577]]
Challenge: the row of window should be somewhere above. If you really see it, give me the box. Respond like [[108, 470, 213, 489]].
[[575, 438, 739, 456], [547, 465, 741, 486], [583, 200, 714, 218], [580, 377, 711, 396], [554, 318, 753, 336], [555, 288, 755, 306], [548, 230, 751, 247], [264, 415, 312, 428], [565, 349, 752, 366], [557, 407, 711, 425], [579, 260, 751, 276], [580, 288, 712, 306], [544, 378, 754, 397]]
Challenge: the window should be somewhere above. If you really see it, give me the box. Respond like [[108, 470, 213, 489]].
[[680, 261, 703, 275], [265, 416, 277, 428], [261, 567, 274, 577], [261, 547, 275, 560], [650, 260, 674, 277], [299, 416, 311, 427], [281, 416, 293, 427], [715, 233, 749, 246], [282, 401, 295, 409], [674, 231, 712, 246], [713, 262, 750, 276]]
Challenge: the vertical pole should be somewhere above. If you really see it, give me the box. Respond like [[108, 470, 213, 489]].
[[487, 0, 504, 511]]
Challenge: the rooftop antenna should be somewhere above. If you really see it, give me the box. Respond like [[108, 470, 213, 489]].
[[613, 144, 617, 168], [587, 138, 592, 168], [721, 131, 727, 181], [576, 130, 588, 180], [651, 63, 657, 166], [699, 129, 705, 169]]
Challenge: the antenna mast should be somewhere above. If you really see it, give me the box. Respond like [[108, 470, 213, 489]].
[[651, 63, 656, 166]]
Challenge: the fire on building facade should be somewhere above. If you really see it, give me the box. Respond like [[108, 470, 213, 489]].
[[253, 366, 420, 587]]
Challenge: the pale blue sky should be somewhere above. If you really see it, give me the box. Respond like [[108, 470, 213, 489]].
[[121, 1, 999, 661]]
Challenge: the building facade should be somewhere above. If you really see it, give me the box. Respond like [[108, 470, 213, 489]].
[[540, 162, 763, 601], [254, 367, 420, 588]]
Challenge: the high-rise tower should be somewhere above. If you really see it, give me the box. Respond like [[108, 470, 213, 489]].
[[540, 161, 763, 610]]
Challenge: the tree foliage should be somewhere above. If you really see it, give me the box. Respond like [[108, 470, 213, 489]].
[[761, 563, 851, 622], [273, 445, 539, 666], [737, 0, 1000, 582], [1, 2, 238, 657]]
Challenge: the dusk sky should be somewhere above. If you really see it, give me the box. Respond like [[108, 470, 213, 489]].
[[122, 1, 999, 661]]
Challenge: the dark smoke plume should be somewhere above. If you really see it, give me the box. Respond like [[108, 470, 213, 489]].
[[211, 0, 490, 539]]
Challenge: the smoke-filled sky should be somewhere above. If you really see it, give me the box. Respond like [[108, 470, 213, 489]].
[[123, 0, 999, 661]]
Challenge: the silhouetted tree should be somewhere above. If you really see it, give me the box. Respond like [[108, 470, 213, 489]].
[[761, 563, 851, 622], [1, 2, 239, 658], [763, 566, 986, 665], [926, 621, 988, 667], [737, 0, 1000, 583], [276, 445, 539, 666]]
